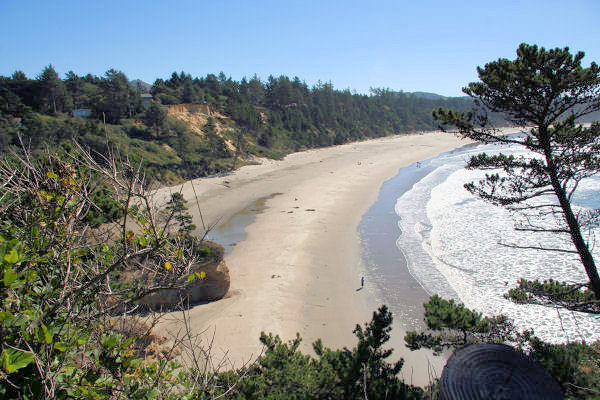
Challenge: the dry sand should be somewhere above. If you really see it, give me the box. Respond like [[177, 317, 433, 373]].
[[154, 131, 470, 385]]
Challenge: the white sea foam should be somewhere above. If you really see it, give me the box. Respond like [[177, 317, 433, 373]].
[[395, 143, 600, 343]]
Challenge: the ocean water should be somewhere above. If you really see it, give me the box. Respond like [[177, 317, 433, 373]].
[[362, 140, 600, 343]]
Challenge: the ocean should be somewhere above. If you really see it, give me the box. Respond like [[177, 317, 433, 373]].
[[360, 140, 600, 344]]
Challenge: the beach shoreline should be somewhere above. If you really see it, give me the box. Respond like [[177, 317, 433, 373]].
[[154, 131, 470, 385]]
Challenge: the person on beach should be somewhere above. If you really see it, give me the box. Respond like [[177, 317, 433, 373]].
[[361, 276, 364, 288]]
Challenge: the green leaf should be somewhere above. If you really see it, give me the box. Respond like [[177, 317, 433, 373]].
[[0, 311, 13, 322], [25, 270, 38, 283], [3, 268, 17, 286], [102, 335, 118, 349], [1, 348, 35, 373], [1, 350, 8, 371], [39, 324, 52, 344], [54, 342, 68, 352], [4, 250, 19, 264], [121, 336, 135, 350], [187, 274, 196, 283], [46, 171, 59, 179], [146, 388, 161, 399], [195, 271, 206, 280]]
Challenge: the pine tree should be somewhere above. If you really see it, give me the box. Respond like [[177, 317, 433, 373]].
[[165, 192, 196, 235], [37, 64, 71, 114], [433, 43, 600, 300]]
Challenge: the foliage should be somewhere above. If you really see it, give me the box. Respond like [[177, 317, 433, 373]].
[[37, 65, 71, 114], [142, 101, 167, 137], [95, 69, 140, 124], [0, 145, 432, 399], [214, 305, 423, 399], [0, 64, 486, 185], [505, 279, 599, 313], [83, 185, 125, 227], [314, 305, 423, 399], [8, 47, 600, 398], [203, 117, 231, 159], [165, 192, 196, 235], [527, 338, 600, 399], [415, 43, 600, 399], [407, 296, 600, 398], [404, 295, 518, 355], [0, 110, 231, 183], [433, 43, 600, 301], [216, 333, 339, 399], [0, 145, 217, 398]]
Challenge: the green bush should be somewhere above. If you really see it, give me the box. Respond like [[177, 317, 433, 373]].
[[211, 306, 423, 399], [406, 295, 600, 398]]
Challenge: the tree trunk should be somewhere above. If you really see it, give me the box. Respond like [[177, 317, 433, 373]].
[[541, 130, 600, 298]]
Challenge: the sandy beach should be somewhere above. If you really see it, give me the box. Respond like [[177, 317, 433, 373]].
[[154, 131, 469, 385]]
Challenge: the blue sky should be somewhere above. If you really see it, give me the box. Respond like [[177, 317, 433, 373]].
[[1, 0, 599, 96]]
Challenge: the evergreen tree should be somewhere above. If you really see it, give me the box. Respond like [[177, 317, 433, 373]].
[[142, 101, 167, 137], [64, 70, 98, 110], [98, 69, 138, 123], [406, 296, 600, 398], [247, 74, 265, 105], [203, 117, 229, 159], [232, 129, 246, 170], [218, 305, 422, 399], [182, 80, 199, 103], [11, 70, 27, 81], [37, 64, 71, 114], [165, 192, 196, 234], [433, 43, 600, 300], [314, 305, 422, 399]]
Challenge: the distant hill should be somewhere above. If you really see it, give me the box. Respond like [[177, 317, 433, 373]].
[[406, 92, 600, 124], [130, 79, 152, 93], [408, 91, 449, 100]]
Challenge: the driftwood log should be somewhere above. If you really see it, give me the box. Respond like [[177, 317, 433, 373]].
[[439, 343, 563, 400]]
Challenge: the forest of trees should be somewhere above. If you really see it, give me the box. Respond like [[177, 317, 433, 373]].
[[2, 44, 600, 398], [0, 65, 481, 184], [150, 71, 480, 147]]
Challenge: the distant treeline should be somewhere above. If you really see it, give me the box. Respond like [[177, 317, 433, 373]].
[[0, 66, 486, 182], [151, 71, 483, 147]]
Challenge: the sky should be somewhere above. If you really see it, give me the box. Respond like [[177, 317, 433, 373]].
[[1, 0, 599, 97]]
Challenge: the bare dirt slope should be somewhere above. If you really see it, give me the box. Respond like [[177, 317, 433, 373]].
[[168, 104, 238, 151]]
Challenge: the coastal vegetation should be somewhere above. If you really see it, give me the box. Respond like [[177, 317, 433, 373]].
[[1, 43, 600, 398], [433, 43, 600, 309], [0, 146, 227, 398], [213, 306, 424, 399], [405, 296, 600, 399], [1, 65, 479, 184], [0, 142, 429, 398], [412, 43, 600, 398]]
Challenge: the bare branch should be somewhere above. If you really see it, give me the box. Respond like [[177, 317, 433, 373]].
[[498, 241, 578, 254]]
